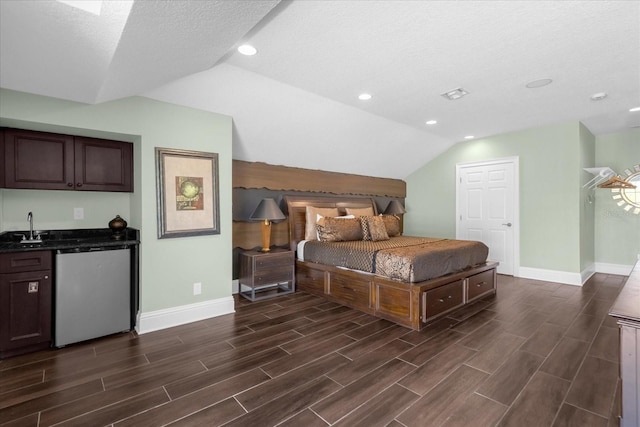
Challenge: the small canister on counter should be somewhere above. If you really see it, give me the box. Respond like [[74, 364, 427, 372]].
[[108, 215, 128, 240]]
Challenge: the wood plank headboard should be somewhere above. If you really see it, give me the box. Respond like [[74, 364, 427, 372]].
[[283, 195, 378, 251]]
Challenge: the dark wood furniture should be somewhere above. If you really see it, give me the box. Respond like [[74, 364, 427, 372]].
[[609, 260, 640, 427], [284, 195, 498, 330], [232, 159, 406, 252], [0, 251, 52, 359], [2, 128, 133, 192], [239, 249, 295, 301]]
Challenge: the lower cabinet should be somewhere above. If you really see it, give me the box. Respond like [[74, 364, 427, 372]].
[[609, 261, 640, 427], [0, 251, 52, 359]]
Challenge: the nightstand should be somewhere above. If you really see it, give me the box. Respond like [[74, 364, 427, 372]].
[[238, 249, 295, 301]]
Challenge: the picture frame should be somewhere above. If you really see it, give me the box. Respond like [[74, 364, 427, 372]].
[[156, 147, 220, 238]]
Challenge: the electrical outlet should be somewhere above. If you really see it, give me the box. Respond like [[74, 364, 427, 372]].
[[73, 207, 84, 220], [193, 282, 202, 295]]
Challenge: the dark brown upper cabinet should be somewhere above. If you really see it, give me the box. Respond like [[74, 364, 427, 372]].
[[2, 129, 133, 192]]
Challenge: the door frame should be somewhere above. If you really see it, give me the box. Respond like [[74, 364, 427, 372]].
[[455, 156, 520, 277]]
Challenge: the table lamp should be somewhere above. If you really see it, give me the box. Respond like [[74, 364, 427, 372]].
[[250, 198, 286, 252], [384, 200, 406, 216]]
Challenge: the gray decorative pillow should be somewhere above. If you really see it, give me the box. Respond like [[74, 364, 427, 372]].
[[360, 216, 389, 241], [317, 217, 363, 242]]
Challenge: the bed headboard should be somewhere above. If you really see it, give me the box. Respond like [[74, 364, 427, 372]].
[[283, 195, 378, 251]]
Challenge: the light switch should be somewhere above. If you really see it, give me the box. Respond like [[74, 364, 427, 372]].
[[74, 207, 84, 220]]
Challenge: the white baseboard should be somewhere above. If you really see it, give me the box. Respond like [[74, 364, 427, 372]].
[[594, 262, 634, 276], [518, 262, 632, 286], [136, 296, 235, 334], [581, 264, 596, 284], [518, 267, 584, 286]]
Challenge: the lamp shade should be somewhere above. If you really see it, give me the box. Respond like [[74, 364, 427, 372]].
[[250, 198, 286, 221], [384, 200, 406, 215]]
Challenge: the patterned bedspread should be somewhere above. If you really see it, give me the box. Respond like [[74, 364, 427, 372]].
[[302, 236, 489, 283]]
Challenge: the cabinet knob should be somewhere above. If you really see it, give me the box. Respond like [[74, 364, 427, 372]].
[[76, 183, 83, 187], [67, 183, 73, 187]]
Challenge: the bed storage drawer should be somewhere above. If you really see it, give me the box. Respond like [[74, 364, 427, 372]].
[[296, 262, 326, 294], [424, 280, 464, 319], [467, 269, 495, 301], [328, 273, 371, 310]]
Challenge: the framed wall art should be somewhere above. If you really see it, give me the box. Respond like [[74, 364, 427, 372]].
[[156, 148, 220, 238]]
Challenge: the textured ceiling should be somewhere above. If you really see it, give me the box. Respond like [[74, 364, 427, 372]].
[[0, 0, 280, 103], [1, 0, 639, 179]]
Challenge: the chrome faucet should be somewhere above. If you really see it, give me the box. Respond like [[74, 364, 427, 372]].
[[21, 212, 42, 243], [27, 211, 34, 240]]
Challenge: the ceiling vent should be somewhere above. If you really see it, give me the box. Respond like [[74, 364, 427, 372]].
[[441, 88, 469, 100]]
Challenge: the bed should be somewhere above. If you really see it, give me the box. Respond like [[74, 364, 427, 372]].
[[284, 195, 498, 330]]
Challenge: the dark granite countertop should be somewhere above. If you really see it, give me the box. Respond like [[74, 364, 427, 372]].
[[0, 228, 140, 253], [609, 260, 640, 324]]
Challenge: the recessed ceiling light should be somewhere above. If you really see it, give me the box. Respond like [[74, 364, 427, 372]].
[[425, 120, 437, 125], [358, 93, 372, 101], [630, 106, 640, 112], [590, 92, 607, 101], [237, 44, 257, 56], [441, 88, 468, 101], [464, 135, 475, 140], [525, 79, 552, 89]]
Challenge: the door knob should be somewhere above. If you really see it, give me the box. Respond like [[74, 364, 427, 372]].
[[502, 222, 512, 227]]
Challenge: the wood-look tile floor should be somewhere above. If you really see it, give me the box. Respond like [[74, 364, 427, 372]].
[[0, 273, 624, 427]]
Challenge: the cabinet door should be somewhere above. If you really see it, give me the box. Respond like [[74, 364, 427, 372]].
[[0, 270, 52, 354], [3, 129, 74, 190], [74, 136, 133, 192]]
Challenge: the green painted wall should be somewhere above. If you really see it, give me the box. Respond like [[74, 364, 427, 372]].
[[579, 123, 596, 272], [594, 129, 640, 266], [406, 122, 638, 273], [405, 122, 583, 273], [0, 89, 233, 312]]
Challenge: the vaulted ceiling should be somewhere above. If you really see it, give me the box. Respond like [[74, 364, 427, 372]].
[[1, 0, 639, 179]]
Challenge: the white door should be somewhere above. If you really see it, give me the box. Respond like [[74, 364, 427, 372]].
[[456, 158, 518, 276]]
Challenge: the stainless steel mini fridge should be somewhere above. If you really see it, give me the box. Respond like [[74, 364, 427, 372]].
[[55, 247, 131, 347]]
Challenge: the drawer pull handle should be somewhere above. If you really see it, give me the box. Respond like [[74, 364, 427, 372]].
[[476, 281, 486, 287], [438, 295, 453, 303]]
